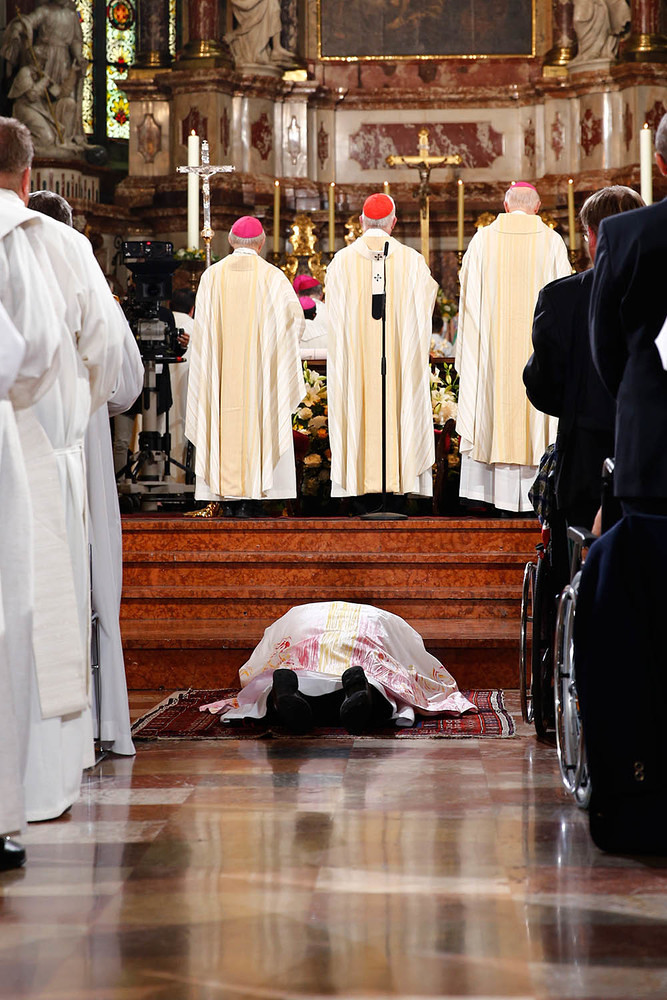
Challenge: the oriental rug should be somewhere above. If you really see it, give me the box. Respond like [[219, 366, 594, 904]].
[[131, 688, 516, 740]]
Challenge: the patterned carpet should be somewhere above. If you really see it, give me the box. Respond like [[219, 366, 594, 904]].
[[131, 688, 516, 740]]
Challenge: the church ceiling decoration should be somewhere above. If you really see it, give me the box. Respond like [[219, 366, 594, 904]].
[[349, 123, 503, 171], [318, 0, 534, 58], [182, 109, 208, 145], [251, 112, 273, 161], [580, 108, 603, 159]]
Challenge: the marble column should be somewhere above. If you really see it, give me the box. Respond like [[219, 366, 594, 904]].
[[135, 0, 171, 68], [181, 0, 230, 62], [543, 0, 577, 67], [622, 0, 667, 61]]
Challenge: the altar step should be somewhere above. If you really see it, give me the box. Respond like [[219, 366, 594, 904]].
[[121, 516, 540, 691]]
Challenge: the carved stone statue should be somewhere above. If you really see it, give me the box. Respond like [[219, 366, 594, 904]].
[[225, 0, 294, 68], [570, 0, 630, 64], [1, 0, 89, 157]]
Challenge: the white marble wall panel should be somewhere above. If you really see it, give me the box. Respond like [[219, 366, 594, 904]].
[[247, 98, 276, 175], [543, 99, 572, 176], [313, 109, 335, 183], [129, 100, 171, 178], [280, 100, 309, 177]]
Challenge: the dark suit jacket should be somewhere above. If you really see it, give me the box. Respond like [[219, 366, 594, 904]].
[[590, 199, 667, 499], [523, 268, 615, 522]]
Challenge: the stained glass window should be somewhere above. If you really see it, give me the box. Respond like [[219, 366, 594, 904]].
[[72, 1, 178, 142]]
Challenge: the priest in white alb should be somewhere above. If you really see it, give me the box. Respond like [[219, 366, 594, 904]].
[[325, 193, 438, 500], [455, 181, 571, 513], [0, 117, 125, 821], [185, 216, 306, 516]]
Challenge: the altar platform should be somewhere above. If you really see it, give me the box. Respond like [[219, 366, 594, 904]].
[[120, 515, 539, 692]]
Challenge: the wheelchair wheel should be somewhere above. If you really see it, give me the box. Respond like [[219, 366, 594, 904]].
[[519, 560, 536, 724], [532, 548, 555, 739], [554, 574, 591, 809]]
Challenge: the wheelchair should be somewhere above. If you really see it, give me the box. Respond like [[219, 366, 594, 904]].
[[553, 458, 620, 809], [519, 511, 569, 739]]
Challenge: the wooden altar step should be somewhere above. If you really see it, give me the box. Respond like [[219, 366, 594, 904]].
[[121, 516, 540, 691]]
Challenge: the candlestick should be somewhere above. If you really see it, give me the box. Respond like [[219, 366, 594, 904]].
[[457, 179, 464, 253], [640, 123, 653, 205], [567, 178, 576, 259], [273, 179, 280, 254], [187, 131, 199, 250], [383, 180, 390, 197], [328, 181, 336, 253]]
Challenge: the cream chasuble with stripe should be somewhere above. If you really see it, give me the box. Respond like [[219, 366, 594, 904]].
[[455, 213, 570, 493], [326, 232, 438, 497], [186, 250, 306, 499]]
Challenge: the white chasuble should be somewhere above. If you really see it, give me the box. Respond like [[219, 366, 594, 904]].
[[186, 250, 306, 500], [325, 232, 438, 497], [456, 213, 570, 470]]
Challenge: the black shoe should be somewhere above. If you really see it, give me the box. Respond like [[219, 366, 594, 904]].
[[339, 666, 373, 734], [270, 668, 313, 733], [0, 838, 26, 871]]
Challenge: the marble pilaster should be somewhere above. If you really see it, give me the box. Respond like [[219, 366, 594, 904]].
[[622, 0, 667, 62], [543, 0, 578, 70], [135, 0, 172, 69], [180, 0, 231, 64]]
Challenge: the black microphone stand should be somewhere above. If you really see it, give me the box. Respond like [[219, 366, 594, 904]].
[[362, 241, 408, 521]]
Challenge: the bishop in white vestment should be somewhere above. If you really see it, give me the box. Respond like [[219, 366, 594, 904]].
[[456, 182, 571, 512], [325, 193, 438, 498], [186, 216, 305, 503]]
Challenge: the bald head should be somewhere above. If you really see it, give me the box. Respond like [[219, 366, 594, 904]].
[[504, 183, 541, 214]]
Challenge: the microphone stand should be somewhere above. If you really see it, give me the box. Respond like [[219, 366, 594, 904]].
[[362, 241, 408, 521]]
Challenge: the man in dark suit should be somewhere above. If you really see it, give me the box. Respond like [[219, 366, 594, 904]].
[[590, 114, 667, 515], [523, 185, 643, 529]]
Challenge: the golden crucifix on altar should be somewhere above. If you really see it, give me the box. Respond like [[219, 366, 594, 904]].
[[386, 128, 462, 267]]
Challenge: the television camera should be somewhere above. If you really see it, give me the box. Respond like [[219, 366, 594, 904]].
[[117, 240, 194, 508]]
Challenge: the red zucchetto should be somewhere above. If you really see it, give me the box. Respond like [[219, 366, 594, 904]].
[[230, 216, 264, 238], [362, 193, 396, 220]]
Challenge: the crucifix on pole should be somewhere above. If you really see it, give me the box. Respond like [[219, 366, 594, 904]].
[[386, 128, 462, 268], [177, 140, 235, 269]]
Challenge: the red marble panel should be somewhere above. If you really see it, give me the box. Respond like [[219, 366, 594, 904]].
[[181, 107, 208, 146], [220, 107, 230, 156], [188, 0, 219, 41], [348, 122, 503, 171], [580, 108, 603, 158], [317, 122, 330, 169], [251, 111, 273, 161], [524, 119, 536, 165], [550, 111, 565, 161], [623, 102, 634, 151], [646, 99, 667, 131]]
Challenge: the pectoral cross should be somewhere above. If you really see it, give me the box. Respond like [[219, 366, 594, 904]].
[[386, 128, 462, 267], [177, 140, 235, 268]]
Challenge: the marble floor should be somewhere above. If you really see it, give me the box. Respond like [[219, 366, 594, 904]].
[[3, 692, 667, 1000]]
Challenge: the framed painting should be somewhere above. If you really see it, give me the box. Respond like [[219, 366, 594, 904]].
[[318, 0, 534, 60]]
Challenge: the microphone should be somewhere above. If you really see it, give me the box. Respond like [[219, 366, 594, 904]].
[[371, 241, 390, 320]]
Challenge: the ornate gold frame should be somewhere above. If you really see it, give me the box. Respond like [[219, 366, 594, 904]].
[[316, 0, 536, 61]]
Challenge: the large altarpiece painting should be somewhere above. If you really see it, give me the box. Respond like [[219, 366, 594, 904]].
[[318, 0, 534, 59]]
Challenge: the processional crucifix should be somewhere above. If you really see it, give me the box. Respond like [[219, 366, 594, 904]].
[[386, 128, 462, 268], [177, 140, 235, 268]]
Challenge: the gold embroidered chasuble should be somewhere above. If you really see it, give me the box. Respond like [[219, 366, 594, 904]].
[[186, 250, 306, 499], [326, 232, 438, 497], [455, 212, 571, 467]]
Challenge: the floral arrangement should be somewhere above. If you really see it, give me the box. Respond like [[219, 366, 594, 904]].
[[174, 248, 220, 263], [293, 364, 331, 499], [430, 362, 458, 426], [436, 287, 458, 320]]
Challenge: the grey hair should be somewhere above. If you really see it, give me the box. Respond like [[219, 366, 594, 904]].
[[504, 184, 540, 212], [361, 211, 395, 231], [656, 113, 667, 161], [228, 230, 264, 250], [0, 116, 33, 174], [29, 189, 73, 226]]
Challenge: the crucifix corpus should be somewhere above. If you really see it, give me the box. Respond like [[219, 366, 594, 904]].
[[177, 140, 235, 268], [386, 128, 462, 268]]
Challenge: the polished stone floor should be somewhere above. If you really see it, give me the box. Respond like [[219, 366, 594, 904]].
[[3, 692, 667, 1000]]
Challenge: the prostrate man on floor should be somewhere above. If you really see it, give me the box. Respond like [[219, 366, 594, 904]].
[[456, 181, 571, 513], [185, 216, 306, 518], [325, 193, 438, 504], [0, 116, 125, 821]]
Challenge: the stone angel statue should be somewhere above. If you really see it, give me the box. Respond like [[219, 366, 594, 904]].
[[1, 0, 90, 157], [570, 0, 631, 64], [225, 0, 294, 69]]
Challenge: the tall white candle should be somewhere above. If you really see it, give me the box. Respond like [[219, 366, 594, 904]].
[[640, 123, 653, 206], [187, 131, 200, 249]]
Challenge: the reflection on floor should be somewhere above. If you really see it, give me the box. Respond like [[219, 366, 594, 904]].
[[3, 691, 667, 1000]]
